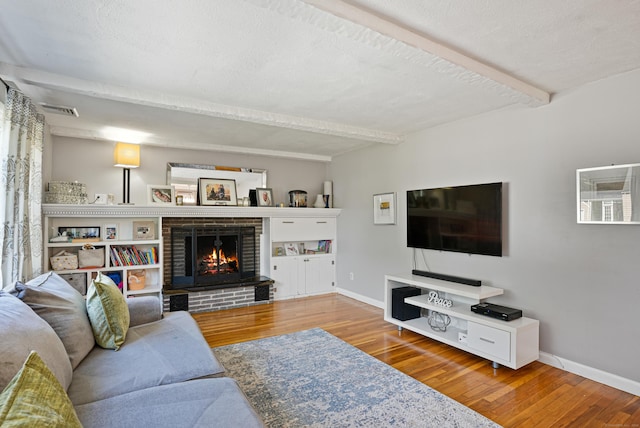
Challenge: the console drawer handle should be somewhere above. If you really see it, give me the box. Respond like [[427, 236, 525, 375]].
[[479, 337, 495, 344]]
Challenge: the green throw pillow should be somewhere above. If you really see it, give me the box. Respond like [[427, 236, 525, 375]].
[[86, 272, 130, 350], [0, 351, 82, 427]]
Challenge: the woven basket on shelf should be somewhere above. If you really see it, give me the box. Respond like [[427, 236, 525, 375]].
[[127, 270, 146, 290]]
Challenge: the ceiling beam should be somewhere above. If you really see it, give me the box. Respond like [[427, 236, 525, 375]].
[[49, 126, 336, 162], [302, 0, 550, 106], [0, 63, 402, 146]]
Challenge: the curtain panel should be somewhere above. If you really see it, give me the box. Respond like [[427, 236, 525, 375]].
[[0, 87, 45, 286]]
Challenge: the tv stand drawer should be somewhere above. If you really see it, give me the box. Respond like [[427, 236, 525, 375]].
[[467, 322, 510, 361]]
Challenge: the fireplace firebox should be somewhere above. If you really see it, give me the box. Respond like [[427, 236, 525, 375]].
[[171, 226, 257, 289]]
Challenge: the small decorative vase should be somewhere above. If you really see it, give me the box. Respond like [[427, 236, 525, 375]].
[[314, 194, 325, 208]]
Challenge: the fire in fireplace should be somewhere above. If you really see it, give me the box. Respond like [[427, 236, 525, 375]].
[[171, 226, 257, 289], [196, 232, 242, 277]]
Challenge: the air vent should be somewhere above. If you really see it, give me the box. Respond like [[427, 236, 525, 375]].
[[39, 103, 79, 117]]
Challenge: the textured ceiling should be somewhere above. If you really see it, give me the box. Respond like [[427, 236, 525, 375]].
[[1, 0, 639, 161]]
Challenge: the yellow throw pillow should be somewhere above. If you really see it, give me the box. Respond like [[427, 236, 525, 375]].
[[0, 351, 82, 427], [86, 272, 130, 350]]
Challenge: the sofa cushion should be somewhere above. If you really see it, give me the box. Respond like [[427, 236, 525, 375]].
[[12, 272, 95, 369], [0, 291, 73, 391], [68, 311, 225, 405], [86, 272, 130, 350], [74, 378, 264, 428], [0, 351, 82, 427]]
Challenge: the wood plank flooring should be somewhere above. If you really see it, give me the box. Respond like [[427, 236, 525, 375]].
[[193, 293, 640, 427]]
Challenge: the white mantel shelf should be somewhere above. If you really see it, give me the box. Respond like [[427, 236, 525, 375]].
[[42, 204, 342, 218]]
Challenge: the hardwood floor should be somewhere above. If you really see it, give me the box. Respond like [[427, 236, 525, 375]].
[[193, 293, 640, 427]]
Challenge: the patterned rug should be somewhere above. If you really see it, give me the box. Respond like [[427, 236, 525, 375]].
[[213, 328, 501, 427]]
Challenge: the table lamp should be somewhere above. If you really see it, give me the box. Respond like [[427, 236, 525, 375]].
[[113, 142, 140, 204]]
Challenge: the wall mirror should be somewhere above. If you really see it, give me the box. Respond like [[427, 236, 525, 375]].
[[577, 163, 640, 224], [167, 163, 267, 205]]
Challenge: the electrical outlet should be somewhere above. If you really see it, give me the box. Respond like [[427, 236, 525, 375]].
[[94, 193, 107, 205], [349, 272, 354, 280], [458, 332, 468, 344]]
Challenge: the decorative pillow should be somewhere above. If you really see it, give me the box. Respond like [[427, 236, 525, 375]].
[[86, 272, 130, 350], [12, 272, 95, 369], [0, 291, 73, 391], [0, 351, 82, 427]]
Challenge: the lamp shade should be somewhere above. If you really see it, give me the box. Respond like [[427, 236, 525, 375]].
[[113, 142, 140, 168]]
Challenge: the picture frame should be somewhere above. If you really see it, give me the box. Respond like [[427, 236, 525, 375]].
[[373, 192, 396, 225], [147, 185, 175, 205], [198, 178, 238, 206], [256, 187, 274, 207], [57, 226, 100, 242], [284, 242, 299, 256], [103, 224, 118, 240], [132, 221, 156, 240]]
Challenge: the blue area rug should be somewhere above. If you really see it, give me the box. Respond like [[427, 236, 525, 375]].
[[213, 328, 501, 427]]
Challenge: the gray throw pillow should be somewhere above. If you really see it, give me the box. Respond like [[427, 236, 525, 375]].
[[13, 272, 95, 369], [0, 290, 73, 391]]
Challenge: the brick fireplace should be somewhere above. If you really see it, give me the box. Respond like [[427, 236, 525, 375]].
[[161, 217, 273, 313]]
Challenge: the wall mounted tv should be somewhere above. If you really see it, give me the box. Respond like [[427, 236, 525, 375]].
[[407, 182, 503, 257]]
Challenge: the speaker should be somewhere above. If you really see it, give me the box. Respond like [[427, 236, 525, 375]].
[[249, 189, 258, 206], [391, 287, 421, 321], [254, 284, 270, 302], [169, 294, 189, 312]]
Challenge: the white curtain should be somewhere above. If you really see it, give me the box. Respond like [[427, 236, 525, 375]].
[[0, 86, 45, 286]]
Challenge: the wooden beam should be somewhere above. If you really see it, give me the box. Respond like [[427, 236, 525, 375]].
[[303, 0, 550, 106]]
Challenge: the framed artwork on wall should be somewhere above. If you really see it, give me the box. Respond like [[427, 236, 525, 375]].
[[373, 192, 396, 225]]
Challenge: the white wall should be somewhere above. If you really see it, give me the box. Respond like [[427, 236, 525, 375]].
[[46, 138, 329, 206], [329, 69, 640, 383]]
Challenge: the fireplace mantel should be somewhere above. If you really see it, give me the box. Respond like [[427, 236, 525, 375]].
[[42, 204, 341, 218]]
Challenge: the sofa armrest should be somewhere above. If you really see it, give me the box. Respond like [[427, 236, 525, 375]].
[[127, 296, 162, 327]]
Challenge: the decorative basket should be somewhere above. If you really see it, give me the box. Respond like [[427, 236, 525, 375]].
[[127, 270, 146, 290], [78, 244, 105, 268], [50, 251, 78, 271]]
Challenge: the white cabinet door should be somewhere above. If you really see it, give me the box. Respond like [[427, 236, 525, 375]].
[[271, 257, 300, 299], [303, 256, 335, 295]]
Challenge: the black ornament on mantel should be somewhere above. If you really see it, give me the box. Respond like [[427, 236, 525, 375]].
[[249, 189, 258, 207]]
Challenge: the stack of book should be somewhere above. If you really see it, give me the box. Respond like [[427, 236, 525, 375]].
[[110, 246, 158, 267]]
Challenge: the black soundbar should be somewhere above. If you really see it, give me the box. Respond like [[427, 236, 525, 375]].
[[411, 270, 482, 287]]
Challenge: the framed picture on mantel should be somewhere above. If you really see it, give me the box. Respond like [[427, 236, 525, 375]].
[[198, 178, 238, 206]]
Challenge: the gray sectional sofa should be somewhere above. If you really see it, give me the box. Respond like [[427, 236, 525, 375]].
[[0, 272, 263, 427]]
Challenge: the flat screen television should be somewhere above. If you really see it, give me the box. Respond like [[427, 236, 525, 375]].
[[407, 182, 502, 257]]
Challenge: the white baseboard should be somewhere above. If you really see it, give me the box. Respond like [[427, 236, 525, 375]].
[[336, 288, 640, 397], [538, 352, 640, 397], [336, 287, 383, 309]]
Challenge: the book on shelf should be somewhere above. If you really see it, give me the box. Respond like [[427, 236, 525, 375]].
[[110, 245, 158, 267], [317, 240, 332, 253]]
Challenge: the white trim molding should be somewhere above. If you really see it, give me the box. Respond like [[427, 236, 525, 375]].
[[336, 287, 383, 309], [538, 352, 640, 397], [42, 204, 342, 219]]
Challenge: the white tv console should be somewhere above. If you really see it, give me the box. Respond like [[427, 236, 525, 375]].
[[384, 273, 539, 369]]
